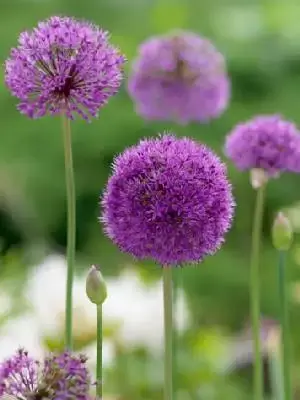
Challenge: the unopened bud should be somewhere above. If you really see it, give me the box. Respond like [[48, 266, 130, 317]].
[[86, 265, 107, 305], [250, 168, 269, 189], [272, 212, 293, 251]]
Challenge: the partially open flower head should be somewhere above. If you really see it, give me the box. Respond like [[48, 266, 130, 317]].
[[0, 349, 90, 400], [128, 31, 230, 124], [101, 134, 234, 265], [5, 16, 125, 120], [225, 115, 300, 177]]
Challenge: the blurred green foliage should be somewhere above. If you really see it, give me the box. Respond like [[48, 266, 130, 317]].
[[2, 0, 300, 397]]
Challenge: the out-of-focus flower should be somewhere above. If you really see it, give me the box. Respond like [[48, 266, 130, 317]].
[[128, 31, 229, 124], [102, 134, 234, 265], [5, 16, 125, 120], [0, 314, 44, 361], [226, 318, 280, 370], [225, 115, 300, 177], [102, 269, 190, 352], [25, 255, 190, 354], [24, 254, 114, 370], [25, 254, 95, 338], [0, 349, 90, 400]]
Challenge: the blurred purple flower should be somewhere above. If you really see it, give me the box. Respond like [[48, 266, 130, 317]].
[[5, 16, 125, 120], [101, 134, 234, 265], [225, 115, 300, 176], [128, 31, 230, 124], [0, 349, 90, 400]]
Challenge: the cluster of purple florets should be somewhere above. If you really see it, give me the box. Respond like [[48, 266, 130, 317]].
[[225, 115, 300, 176], [128, 31, 230, 124], [102, 134, 234, 265], [5, 15, 300, 268], [3, 9, 300, 400], [0, 349, 90, 400], [5, 16, 125, 120]]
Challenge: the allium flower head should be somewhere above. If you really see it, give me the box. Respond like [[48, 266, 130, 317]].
[[0, 349, 90, 400], [101, 134, 234, 265], [128, 31, 230, 124], [225, 115, 300, 176], [5, 16, 125, 120]]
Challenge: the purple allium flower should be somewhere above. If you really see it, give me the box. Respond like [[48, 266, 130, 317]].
[[101, 134, 234, 265], [224, 115, 300, 177], [0, 349, 90, 400], [128, 31, 230, 124], [42, 352, 90, 400], [5, 16, 125, 120], [0, 349, 39, 398]]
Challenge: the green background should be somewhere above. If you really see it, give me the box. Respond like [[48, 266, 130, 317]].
[[1, 0, 300, 398]]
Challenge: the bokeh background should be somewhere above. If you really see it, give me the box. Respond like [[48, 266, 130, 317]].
[[1, 0, 300, 398]]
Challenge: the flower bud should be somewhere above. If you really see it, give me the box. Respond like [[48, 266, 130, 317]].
[[272, 212, 293, 251], [86, 265, 107, 305], [250, 168, 269, 189]]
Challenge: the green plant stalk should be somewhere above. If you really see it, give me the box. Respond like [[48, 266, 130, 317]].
[[163, 266, 173, 400], [269, 339, 284, 400], [250, 184, 265, 400], [278, 250, 292, 400], [96, 305, 103, 399], [62, 115, 76, 350]]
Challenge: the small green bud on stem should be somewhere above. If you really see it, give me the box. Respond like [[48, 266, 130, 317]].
[[86, 265, 107, 305], [272, 212, 293, 251]]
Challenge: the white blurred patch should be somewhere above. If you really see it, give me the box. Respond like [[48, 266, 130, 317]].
[[84, 340, 115, 379], [0, 288, 12, 318], [103, 269, 191, 352], [24, 255, 190, 355], [0, 313, 44, 361], [25, 254, 96, 337]]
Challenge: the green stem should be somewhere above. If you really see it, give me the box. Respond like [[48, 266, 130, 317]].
[[163, 266, 173, 400], [62, 115, 76, 351], [269, 338, 284, 400], [278, 250, 292, 400], [96, 305, 103, 399], [250, 184, 265, 400]]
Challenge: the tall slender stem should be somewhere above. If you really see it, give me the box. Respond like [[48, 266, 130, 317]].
[[96, 305, 103, 399], [250, 184, 265, 400], [269, 345, 284, 400], [278, 250, 292, 400], [62, 115, 76, 350], [163, 266, 173, 400]]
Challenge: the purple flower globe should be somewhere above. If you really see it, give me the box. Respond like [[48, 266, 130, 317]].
[[5, 16, 125, 120], [128, 31, 230, 124], [225, 115, 300, 177], [101, 134, 234, 265], [0, 349, 90, 400]]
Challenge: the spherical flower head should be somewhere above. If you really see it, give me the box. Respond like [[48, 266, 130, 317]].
[[42, 352, 90, 400], [0, 349, 90, 400], [5, 16, 125, 120], [224, 115, 300, 176], [128, 31, 230, 124], [0, 349, 39, 397], [101, 134, 234, 265]]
